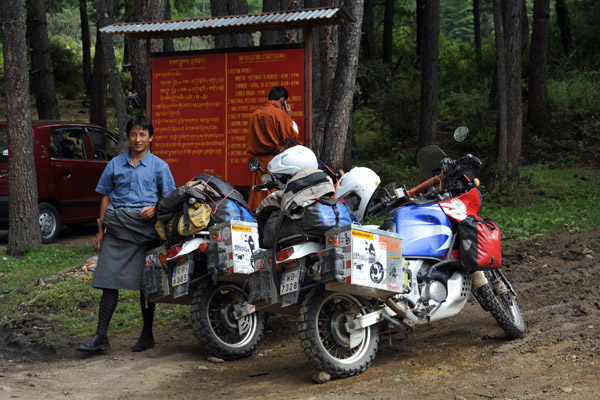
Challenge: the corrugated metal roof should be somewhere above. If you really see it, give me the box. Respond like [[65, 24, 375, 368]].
[[100, 7, 354, 39]]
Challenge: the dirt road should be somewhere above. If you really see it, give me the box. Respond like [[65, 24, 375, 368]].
[[1, 229, 599, 399]]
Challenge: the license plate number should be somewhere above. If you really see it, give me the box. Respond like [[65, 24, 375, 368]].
[[172, 262, 190, 287], [280, 270, 300, 295]]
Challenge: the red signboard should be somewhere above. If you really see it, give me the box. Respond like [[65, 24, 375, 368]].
[[151, 47, 305, 187]]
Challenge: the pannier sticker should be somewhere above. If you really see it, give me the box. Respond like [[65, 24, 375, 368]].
[[232, 225, 253, 233], [221, 227, 231, 241], [352, 230, 374, 240], [379, 236, 402, 252], [450, 199, 466, 212]]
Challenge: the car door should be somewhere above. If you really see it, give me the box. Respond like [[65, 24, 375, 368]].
[[50, 127, 106, 222]]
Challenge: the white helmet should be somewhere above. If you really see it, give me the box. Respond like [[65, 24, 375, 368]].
[[268, 145, 318, 178], [334, 167, 381, 221]]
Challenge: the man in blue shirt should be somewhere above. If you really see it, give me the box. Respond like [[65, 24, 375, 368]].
[[77, 115, 175, 353]]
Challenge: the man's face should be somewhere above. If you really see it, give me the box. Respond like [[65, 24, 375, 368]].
[[128, 125, 152, 154]]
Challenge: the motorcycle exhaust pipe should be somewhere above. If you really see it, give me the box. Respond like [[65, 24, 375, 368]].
[[384, 298, 407, 319]]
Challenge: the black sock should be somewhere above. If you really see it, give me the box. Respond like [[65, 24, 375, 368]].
[[140, 290, 155, 338], [96, 288, 118, 337]]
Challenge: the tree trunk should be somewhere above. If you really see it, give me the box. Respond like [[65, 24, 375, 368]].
[[417, 0, 440, 149], [0, 0, 41, 255], [163, 0, 174, 52], [80, 0, 92, 95], [321, 0, 364, 171], [483, 0, 509, 184], [521, 0, 530, 55], [260, 0, 282, 46], [382, 0, 394, 64], [504, 0, 523, 180], [210, 0, 253, 49], [97, 0, 130, 152], [473, 0, 482, 65], [555, 0, 573, 57], [89, 24, 109, 127], [305, 0, 338, 160], [416, 0, 425, 58], [130, 0, 167, 113], [361, 0, 378, 61], [281, 1, 304, 44], [26, 0, 60, 120], [528, 0, 550, 135]]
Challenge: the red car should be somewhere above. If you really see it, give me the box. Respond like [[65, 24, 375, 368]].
[[0, 121, 119, 243]]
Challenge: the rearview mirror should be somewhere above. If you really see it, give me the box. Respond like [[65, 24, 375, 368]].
[[453, 126, 469, 142], [248, 157, 261, 172]]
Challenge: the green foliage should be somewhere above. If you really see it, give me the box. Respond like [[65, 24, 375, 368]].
[[48, 36, 86, 100], [0, 245, 188, 337], [521, 69, 600, 167], [354, 59, 421, 155], [47, 5, 82, 40], [547, 70, 600, 117], [563, 0, 600, 67], [479, 165, 600, 239]]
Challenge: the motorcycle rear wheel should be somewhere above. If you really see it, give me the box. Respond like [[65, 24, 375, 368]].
[[473, 270, 526, 338], [191, 279, 265, 360], [298, 286, 379, 378]]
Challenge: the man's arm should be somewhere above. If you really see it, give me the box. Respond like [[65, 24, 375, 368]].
[[95, 195, 110, 249]]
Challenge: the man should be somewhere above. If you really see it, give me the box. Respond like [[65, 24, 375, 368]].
[[77, 115, 175, 353], [247, 86, 298, 210]]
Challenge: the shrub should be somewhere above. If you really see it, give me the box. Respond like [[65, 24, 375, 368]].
[[49, 36, 85, 99]]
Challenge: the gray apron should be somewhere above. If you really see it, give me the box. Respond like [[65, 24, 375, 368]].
[[92, 204, 158, 290]]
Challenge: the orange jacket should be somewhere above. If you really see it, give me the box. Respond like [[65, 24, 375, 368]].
[[247, 101, 297, 210]]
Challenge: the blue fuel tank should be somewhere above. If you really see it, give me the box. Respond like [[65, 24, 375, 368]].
[[385, 203, 452, 259]]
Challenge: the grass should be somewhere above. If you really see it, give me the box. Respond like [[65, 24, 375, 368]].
[[0, 244, 189, 340], [479, 165, 600, 239]]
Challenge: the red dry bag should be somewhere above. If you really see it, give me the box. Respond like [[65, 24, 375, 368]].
[[458, 215, 502, 270]]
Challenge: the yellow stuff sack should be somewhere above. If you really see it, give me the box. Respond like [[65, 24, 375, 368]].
[[177, 203, 211, 235], [155, 203, 212, 240]]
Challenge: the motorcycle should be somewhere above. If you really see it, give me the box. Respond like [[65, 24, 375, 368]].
[[235, 146, 354, 322], [143, 173, 265, 360], [294, 126, 526, 378]]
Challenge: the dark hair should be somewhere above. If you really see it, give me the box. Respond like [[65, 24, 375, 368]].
[[126, 115, 153, 137], [268, 86, 289, 101]]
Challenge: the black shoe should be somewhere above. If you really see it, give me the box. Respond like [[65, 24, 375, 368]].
[[77, 334, 111, 352], [131, 334, 155, 352]]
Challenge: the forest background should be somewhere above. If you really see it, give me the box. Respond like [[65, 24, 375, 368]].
[[0, 0, 599, 255]]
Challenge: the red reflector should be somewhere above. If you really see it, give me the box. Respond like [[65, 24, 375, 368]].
[[259, 261, 265, 270], [167, 246, 182, 258], [216, 234, 222, 242], [198, 242, 208, 252], [334, 239, 340, 248], [288, 261, 297, 269], [276, 247, 294, 262]]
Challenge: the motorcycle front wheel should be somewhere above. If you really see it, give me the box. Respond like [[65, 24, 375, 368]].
[[298, 286, 379, 378], [473, 269, 526, 338], [191, 279, 265, 360]]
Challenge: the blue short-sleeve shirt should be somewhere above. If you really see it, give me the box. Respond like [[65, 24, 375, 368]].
[[96, 150, 176, 207]]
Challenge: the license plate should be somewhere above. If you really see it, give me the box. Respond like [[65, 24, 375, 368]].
[[172, 262, 190, 287], [280, 270, 300, 295]]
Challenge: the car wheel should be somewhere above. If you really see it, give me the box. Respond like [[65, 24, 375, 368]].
[[39, 202, 61, 244]]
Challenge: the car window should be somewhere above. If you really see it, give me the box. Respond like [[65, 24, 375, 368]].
[[0, 128, 7, 163], [87, 128, 118, 161], [51, 128, 88, 159]]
